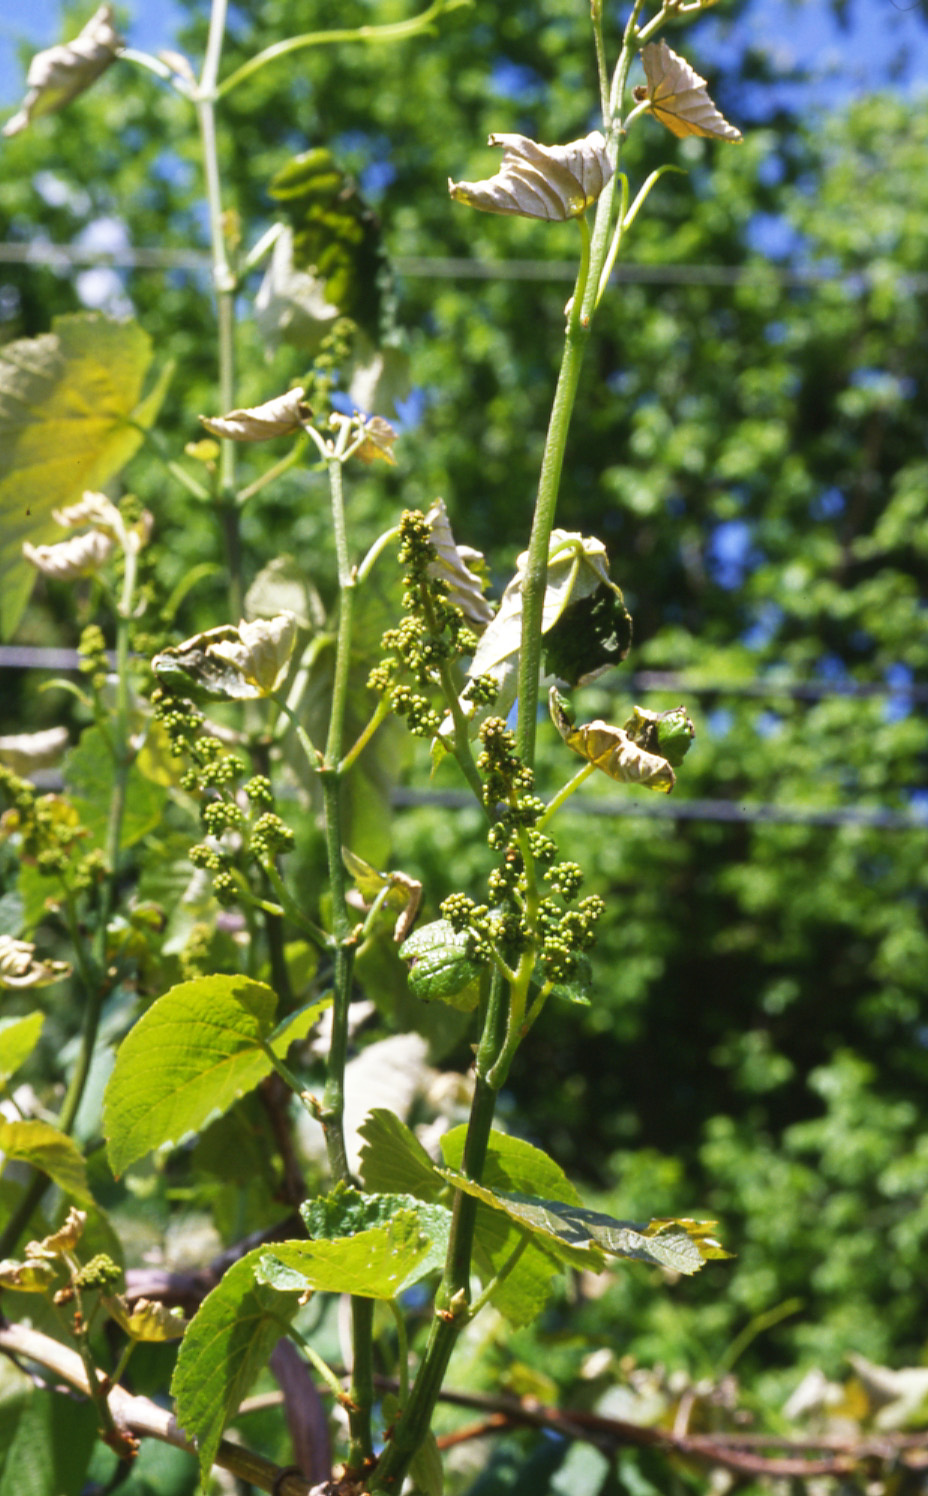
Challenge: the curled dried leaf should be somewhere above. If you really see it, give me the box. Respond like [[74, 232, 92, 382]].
[[0, 1257, 59, 1292], [199, 386, 313, 441], [0, 934, 71, 989], [105, 1294, 187, 1341], [27, 1208, 88, 1258], [52, 490, 121, 533], [636, 41, 742, 142], [3, 6, 124, 138], [550, 689, 675, 793], [152, 614, 298, 700], [23, 530, 114, 579], [450, 130, 613, 221], [425, 499, 493, 628]]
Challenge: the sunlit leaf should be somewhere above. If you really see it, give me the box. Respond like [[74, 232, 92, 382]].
[[0, 1119, 91, 1205], [399, 919, 483, 1010], [450, 131, 613, 221], [104, 976, 283, 1174], [171, 1250, 301, 1482], [637, 41, 742, 142], [357, 1108, 446, 1201], [550, 690, 676, 793], [0, 728, 69, 774], [0, 314, 163, 638]]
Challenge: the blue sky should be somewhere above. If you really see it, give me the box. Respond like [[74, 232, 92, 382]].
[[1, 0, 927, 114]]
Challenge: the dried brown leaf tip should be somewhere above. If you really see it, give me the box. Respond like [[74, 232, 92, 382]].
[[635, 41, 742, 142], [449, 131, 613, 221], [199, 386, 313, 442], [3, 6, 124, 138]]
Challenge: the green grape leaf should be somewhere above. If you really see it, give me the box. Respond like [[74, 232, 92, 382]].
[[399, 920, 483, 1010], [104, 976, 289, 1175], [410, 1431, 444, 1496], [0, 314, 166, 638], [357, 1108, 446, 1201], [440, 1126, 584, 1206], [171, 1250, 301, 1482], [0, 1119, 91, 1206], [0, 1355, 98, 1496], [0, 1012, 44, 1085], [257, 1204, 449, 1299], [64, 726, 166, 852]]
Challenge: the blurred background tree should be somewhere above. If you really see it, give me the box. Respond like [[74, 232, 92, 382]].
[[1, 0, 927, 1453]]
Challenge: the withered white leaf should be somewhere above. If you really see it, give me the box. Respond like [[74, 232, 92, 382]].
[[449, 130, 613, 221], [0, 935, 72, 989], [23, 530, 114, 579], [199, 386, 313, 442], [425, 499, 493, 628], [637, 41, 742, 143], [3, 6, 124, 138], [152, 613, 298, 700]]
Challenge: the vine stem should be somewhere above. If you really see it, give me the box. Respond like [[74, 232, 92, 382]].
[[196, 0, 244, 621], [315, 453, 375, 1469]]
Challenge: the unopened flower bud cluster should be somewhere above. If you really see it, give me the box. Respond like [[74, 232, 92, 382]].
[[369, 510, 481, 738]]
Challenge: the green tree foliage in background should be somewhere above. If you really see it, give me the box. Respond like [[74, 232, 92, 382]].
[[1, 0, 928, 1489]]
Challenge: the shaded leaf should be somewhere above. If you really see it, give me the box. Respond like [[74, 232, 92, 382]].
[[450, 131, 613, 221], [171, 1249, 301, 1482], [64, 725, 166, 851], [638, 41, 742, 142], [357, 1107, 446, 1202], [0, 1012, 44, 1084]]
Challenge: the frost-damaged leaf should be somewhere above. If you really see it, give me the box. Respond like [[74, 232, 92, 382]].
[[450, 131, 613, 221], [343, 848, 422, 943], [104, 976, 290, 1175], [199, 386, 312, 442], [2, 5, 123, 138], [0, 314, 164, 638], [357, 1108, 446, 1202], [354, 415, 398, 466], [550, 689, 676, 794], [425, 499, 493, 628], [0, 936, 70, 990], [172, 1250, 301, 1483], [105, 1295, 186, 1342], [439, 1173, 729, 1276], [0, 1013, 44, 1085], [636, 41, 742, 142], [257, 1204, 450, 1300], [23, 530, 113, 579], [0, 727, 69, 773], [469, 532, 630, 688], [0, 1119, 92, 1206], [152, 614, 298, 701], [624, 703, 695, 768]]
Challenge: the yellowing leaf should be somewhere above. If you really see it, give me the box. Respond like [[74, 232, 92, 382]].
[[0, 314, 163, 638], [638, 41, 742, 142], [450, 131, 613, 221]]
